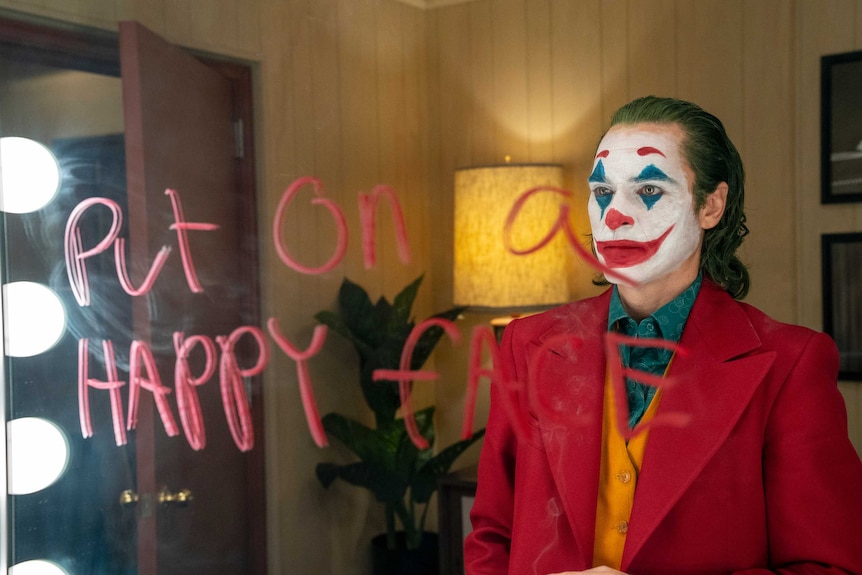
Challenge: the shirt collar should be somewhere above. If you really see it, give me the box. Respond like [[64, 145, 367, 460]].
[[607, 273, 702, 342]]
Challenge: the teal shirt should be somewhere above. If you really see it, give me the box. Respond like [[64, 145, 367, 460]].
[[608, 274, 702, 429]]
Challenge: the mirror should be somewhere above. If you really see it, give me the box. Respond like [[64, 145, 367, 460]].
[[1, 16, 264, 574], [0, 39, 136, 573]]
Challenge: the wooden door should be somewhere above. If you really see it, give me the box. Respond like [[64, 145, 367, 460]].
[[118, 21, 264, 575]]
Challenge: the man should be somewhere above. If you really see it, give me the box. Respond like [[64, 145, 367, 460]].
[[464, 96, 862, 575]]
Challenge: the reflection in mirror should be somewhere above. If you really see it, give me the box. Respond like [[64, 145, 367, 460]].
[[2, 281, 66, 357], [1, 27, 137, 574], [2, 15, 264, 573], [10, 559, 71, 575], [0, 136, 61, 213], [7, 417, 70, 495]]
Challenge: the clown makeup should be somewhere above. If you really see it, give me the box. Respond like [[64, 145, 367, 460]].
[[587, 123, 703, 287]]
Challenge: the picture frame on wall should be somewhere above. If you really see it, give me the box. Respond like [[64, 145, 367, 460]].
[[821, 49, 862, 204], [822, 233, 862, 381]]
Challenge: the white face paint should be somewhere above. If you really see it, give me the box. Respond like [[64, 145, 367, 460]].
[[587, 123, 703, 287]]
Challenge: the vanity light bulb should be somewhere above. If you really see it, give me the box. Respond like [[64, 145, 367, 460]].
[[0, 136, 61, 213], [10, 559, 70, 575], [7, 417, 70, 495], [3, 281, 67, 358]]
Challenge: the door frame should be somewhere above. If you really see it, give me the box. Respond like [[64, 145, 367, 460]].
[[0, 11, 265, 574]]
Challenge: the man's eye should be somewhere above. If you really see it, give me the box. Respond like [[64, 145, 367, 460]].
[[638, 185, 663, 197], [592, 186, 613, 197]]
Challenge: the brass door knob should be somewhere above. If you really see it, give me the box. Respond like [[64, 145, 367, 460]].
[[119, 489, 139, 507], [158, 487, 193, 507]]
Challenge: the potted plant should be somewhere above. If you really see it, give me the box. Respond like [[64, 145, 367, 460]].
[[314, 275, 485, 575]]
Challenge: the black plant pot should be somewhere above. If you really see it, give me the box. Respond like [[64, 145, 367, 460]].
[[371, 531, 439, 575]]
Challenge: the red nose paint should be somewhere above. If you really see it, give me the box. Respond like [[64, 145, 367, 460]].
[[605, 208, 634, 230]]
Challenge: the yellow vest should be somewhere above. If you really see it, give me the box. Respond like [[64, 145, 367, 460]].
[[592, 376, 663, 569]]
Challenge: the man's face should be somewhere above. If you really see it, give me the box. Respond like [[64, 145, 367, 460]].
[[587, 122, 702, 287]]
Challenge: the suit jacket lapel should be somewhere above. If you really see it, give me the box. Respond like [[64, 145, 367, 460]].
[[621, 282, 776, 568], [530, 292, 611, 567]]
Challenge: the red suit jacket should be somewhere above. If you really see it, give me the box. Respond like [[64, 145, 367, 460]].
[[464, 280, 862, 575]]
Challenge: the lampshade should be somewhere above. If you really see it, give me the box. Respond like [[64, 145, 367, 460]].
[[453, 164, 569, 310]]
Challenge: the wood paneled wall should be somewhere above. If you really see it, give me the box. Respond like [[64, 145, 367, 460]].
[[257, 2, 435, 573], [1, 0, 861, 573], [796, 0, 862, 458]]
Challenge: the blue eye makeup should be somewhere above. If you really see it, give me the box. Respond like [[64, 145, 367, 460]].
[[632, 164, 673, 209], [594, 189, 613, 216], [638, 186, 663, 210], [589, 160, 607, 183], [589, 161, 613, 216], [633, 164, 673, 183]]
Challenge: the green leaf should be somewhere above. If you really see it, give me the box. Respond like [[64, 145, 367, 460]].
[[393, 407, 436, 479], [314, 309, 373, 357], [338, 278, 384, 354], [321, 413, 397, 468], [320, 413, 372, 452], [390, 275, 423, 330], [359, 322, 420, 422], [315, 461, 407, 503], [410, 428, 486, 503], [359, 365, 400, 424], [313, 309, 347, 335], [413, 406, 436, 453], [408, 306, 467, 370], [372, 296, 395, 336]]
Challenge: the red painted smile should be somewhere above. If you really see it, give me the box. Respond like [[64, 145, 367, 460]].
[[595, 226, 674, 268]]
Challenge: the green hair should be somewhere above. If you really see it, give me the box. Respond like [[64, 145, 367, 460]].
[[605, 95, 750, 299]]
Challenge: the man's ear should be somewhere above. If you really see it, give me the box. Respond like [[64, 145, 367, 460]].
[[699, 183, 728, 230]]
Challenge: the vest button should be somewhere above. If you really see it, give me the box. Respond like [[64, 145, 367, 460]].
[[616, 520, 629, 534], [616, 471, 632, 484]]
